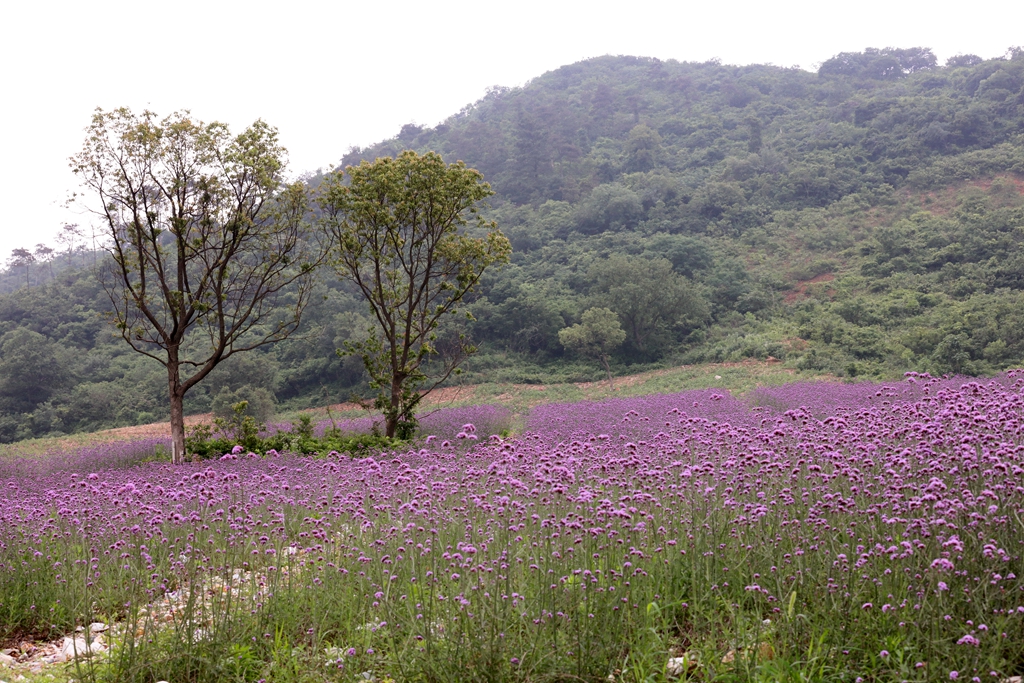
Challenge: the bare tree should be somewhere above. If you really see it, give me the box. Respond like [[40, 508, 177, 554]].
[[70, 108, 325, 462], [55, 223, 84, 267]]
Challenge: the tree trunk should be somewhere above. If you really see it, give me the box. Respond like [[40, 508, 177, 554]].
[[168, 362, 186, 464], [601, 355, 615, 390], [384, 375, 403, 438]]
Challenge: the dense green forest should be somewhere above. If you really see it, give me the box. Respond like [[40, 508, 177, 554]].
[[2, 46, 1024, 442]]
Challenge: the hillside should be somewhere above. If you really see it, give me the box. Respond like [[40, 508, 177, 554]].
[[1, 47, 1023, 441]]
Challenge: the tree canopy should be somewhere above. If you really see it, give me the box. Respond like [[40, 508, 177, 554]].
[[558, 307, 626, 387], [317, 151, 511, 437], [69, 108, 324, 461], [588, 255, 710, 359]]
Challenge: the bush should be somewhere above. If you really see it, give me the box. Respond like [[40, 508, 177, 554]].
[[210, 386, 276, 423], [185, 407, 405, 459]]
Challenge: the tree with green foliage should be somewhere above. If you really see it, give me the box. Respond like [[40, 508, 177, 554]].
[[818, 47, 937, 80], [558, 307, 626, 387], [317, 151, 511, 438], [33, 244, 55, 282], [933, 332, 972, 375], [624, 123, 662, 172], [0, 328, 68, 415], [70, 108, 324, 463], [588, 255, 710, 360], [6, 248, 34, 288]]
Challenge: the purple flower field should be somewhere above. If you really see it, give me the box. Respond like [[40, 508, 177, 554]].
[[2, 375, 1023, 682], [0, 437, 172, 479]]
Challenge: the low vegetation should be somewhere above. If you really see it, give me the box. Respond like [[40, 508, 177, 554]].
[[1, 374, 1023, 682]]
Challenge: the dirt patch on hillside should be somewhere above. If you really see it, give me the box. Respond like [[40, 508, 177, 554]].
[[58, 414, 213, 445], [784, 272, 835, 304], [315, 385, 481, 417], [902, 174, 1024, 216]]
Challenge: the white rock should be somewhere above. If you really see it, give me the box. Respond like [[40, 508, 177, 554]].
[[89, 622, 108, 633], [666, 656, 688, 677], [0, 652, 13, 667], [60, 637, 93, 659]]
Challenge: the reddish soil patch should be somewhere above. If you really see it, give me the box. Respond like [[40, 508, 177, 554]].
[[903, 174, 1024, 217], [571, 363, 715, 391], [972, 175, 1024, 194], [87, 413, 213, 442], [74, 386, 484, 442], [784, 272, 835, 304], [315, 385, 480, 417]]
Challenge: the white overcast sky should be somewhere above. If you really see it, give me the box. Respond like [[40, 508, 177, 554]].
[[0, 0, 1021, 261]]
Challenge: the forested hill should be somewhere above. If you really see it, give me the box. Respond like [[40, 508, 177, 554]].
[[341, 49, 1024, 212], [3, 48, 1024, 442]]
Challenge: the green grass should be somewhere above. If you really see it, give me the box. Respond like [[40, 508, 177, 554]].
[[459, 360, 834, 416]]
